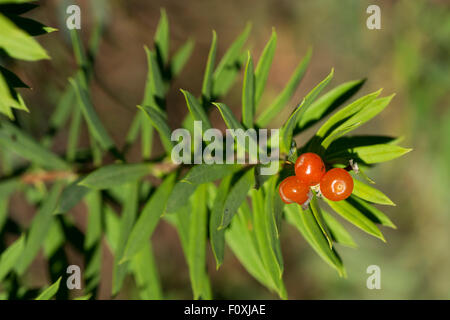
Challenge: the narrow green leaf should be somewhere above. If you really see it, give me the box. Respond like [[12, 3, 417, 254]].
[[66, 106, 82, 161], [285, 204, 346, 277], [263, 176, 284, 275], [201, 31, 217, 102], [123, 173, 176, 261], [256, 47, 312, 127], [16, 182, 64, 275], [0, 122, 70, 170], [327, 144, 412, 164], [316, 90, 382, 139], [0, 235, 25, 282], [84, 191, 102, 250], [180, 89, 212, 130], [210, 177, 232, 268], [242, 52, 255, 128], [0, 13, 49, 61], [35, 277, 62, 300], [130, 242, 163, 299], [348, 196, 396, 229], [112, 182, 139, 295], [352, 178, 395, 206], [281, 68, 334, 153], [219, 168, 254, 229], [252, 188, 287, 299], [322, 210, 357, 248], [138, 104, 174, 153], [171, 39, 195, 78], [226, 204, 276, 291], [188, 184, 210, 299], [43, 220, 65, 258], [144, 47, 165, 102], [165, 181, 197, 214], [181, 163, 241, 185], [325, 198, 385, 241], [70, 77, 116, 151], [298, 79, 365, 131], [80, 163, 152, 189], [54, 179, 90, 215], [154, 8, 170, 67], [213, 102, 244, 131], [310, 195, 333, 248], [212, 23, 251, 97], [254, 29, 277, 107]]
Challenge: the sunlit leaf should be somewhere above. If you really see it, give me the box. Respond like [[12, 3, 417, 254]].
[[352, 178, 395, 206], [241, 52, 255, 129], [254, 29, 277, 107], [201, 30, 217, 102], [256, 47, 312, 127], [325, 198, 385, 241], [35, 277, 61, 300]]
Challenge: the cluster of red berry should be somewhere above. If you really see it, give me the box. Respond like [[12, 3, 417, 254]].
[[279, 153, 354, 205]]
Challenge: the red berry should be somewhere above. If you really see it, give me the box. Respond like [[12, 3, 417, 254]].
[[294, 152, 326, 186], [278, 176, 310, 205], [320, 168, 354, 201]]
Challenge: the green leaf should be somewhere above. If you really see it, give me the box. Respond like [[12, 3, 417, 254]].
[[6, 15, 57, 36], [201, 31, 217, 102], [263, 176, 284, 274], [181, 163, 241, 184], [154, 8, 170, 68], [112, 182, 139, 295], [122, 173, 176, 261], [254, 29, 277, 107], [138, 104, 174, 153], [180, 89, 212, 130], [325, 198, 385, 242], [188, 184, 210, 299], [242, 52, 255, 129], [170, 39, 195, 78], [0, 121, 70, 170], [280, 68, 334, 153], [130, 242, 162, 299], [285, 204, 346, 277], [145, 47, 165, 103], [35, 277, 62, 300], [226, 204, 276, 291], [327, 144, 412, 164], [84, 191, 102, 249], [43, 219, 65, 258], [256, 47, 312, 127], [322, 210, 357, 248], [251, 188, 286, 299], [316, 90, 382, 139], [210, 177, 232, 268], [352, 178, 395, 206], [212, 23, 251, 98], [0, 13, 49, 61], [219, 168, 254, 229], [309, 195, 333, 248], [54, 179, 90, 215], [66, 106, 82, 161], [348, 196, 396, 229], [16, 182, 64, 275], [70, 77, 116, 151], [298, 79, 365, 132], [79, 163, 152, 190], [0, 235, 25, 282], [213, 102, 244, 131], [166, 164, 240, 214], [165, 180, 197, 214], [324, 94, 395, 145]]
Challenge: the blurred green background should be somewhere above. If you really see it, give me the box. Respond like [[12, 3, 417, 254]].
[[7, 0, 450, 299]]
